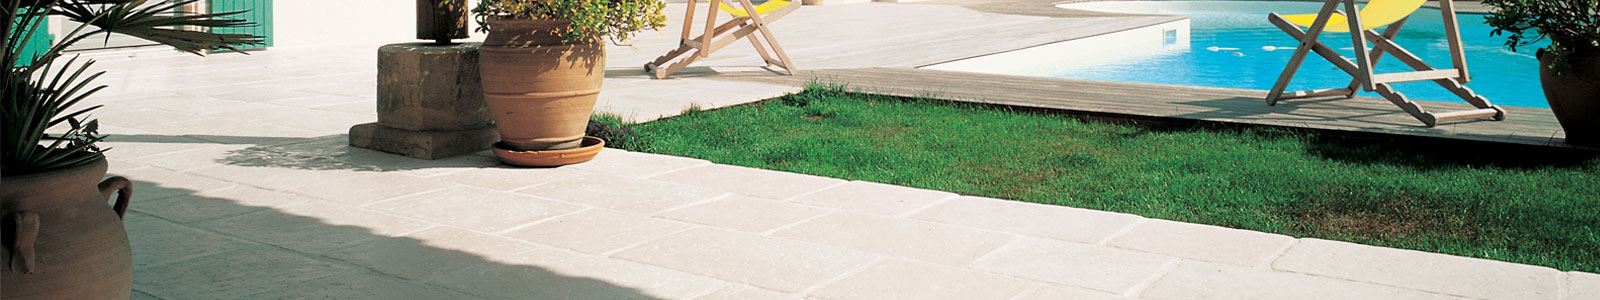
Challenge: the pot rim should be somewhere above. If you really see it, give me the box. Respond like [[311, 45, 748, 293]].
[[1, 155, 107, 180]]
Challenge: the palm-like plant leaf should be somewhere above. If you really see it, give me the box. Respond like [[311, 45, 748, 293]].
[[3, 0, 262, 175], [53, 0, 264, 55]]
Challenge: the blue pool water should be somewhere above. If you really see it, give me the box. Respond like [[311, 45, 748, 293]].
[[1054, 1, 1549, 108]]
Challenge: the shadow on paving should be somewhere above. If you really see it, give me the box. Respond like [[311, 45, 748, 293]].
[[110, 134, 501, 171], [122, 181, 671, 300]]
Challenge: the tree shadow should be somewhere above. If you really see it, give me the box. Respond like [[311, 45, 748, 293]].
[[107, 134, 502, 172], [119, 180, 680, 299]]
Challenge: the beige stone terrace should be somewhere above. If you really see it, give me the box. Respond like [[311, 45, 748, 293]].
[[65, 1, 1595, 300]]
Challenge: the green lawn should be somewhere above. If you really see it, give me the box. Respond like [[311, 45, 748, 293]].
[[602, 85, 1600, 273]]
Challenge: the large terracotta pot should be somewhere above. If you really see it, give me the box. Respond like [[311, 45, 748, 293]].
[[1, 158, 134, 300], [1540, 43, 1600, 146], [479, 18, 605, 152]]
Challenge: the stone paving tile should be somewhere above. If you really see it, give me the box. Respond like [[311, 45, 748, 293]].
[[131, 185, 315, 223], [809, 259, 1034, 300], [658, 195, 830, 233], [198, 202, 436, 254], [186, 164, 367, 191], [568, 149, 713, 178], [652, 164, 846, 200], [94, 108, 199, 128], [1016, 285, 1132, 300], [249, 273, 483, 300], [1105, 219, 1295, 267], [973, 237, 1173, 294], [516, 173, 730, 214], [694, 285, 803, 300], [324, 227, 538, 281], [434, 165, 608, 191], [365, 186, 583, 233], [98, 134, 218, 159], [120, 97, 280, 117], [311, 101, 377, 115], [134, 247, 351, 299], [430, 247, 724, 300], [505, 208, 695, 254], [613, 228, 879, 293], [1142, 261, 1468, 300], [133, 117, 328, 140], [124, 212, 253, 270], [1272, 238, 1561, 300], [120, 144, 253, 172], [772, 212, 1013, 267], [1572, 272, 1600, 300], [910, 196, 1144, 244], [791, 181, 957, 216], [289, 172, 454, 205], [112, 166, 238, 201]]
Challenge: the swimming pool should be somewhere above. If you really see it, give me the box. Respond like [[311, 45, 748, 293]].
[[927, 1, 1550, 108]]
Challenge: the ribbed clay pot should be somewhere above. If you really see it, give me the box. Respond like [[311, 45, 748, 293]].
[[2, 158, 134, 300], [479, 18, 604, 152], [1540, 43, 1600, 146]]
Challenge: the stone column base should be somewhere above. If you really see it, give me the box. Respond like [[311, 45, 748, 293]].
[[349, 123, 498, 160]]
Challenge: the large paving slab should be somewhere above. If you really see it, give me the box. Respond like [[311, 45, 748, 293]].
[[910, 196, 1145, 243], [808, 259, 1035, 300], [612, 228, 880, 293], [657, 195, 831, 233], [1271, 238, 1563, 300], [1141, 261, 1470, 300], [651, 164, 847, 200], [791, 180, 958, 216], [1104, 219, 1296, 267], [973, 237, 1175, 294], [772, 212, 1014, 267]]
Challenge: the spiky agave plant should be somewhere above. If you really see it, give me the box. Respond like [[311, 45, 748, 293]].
[[2, 0, 262, 176]]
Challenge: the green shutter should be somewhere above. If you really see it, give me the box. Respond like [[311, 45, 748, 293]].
[[12, 10, 54, 66], [211, 0, 272, 49]]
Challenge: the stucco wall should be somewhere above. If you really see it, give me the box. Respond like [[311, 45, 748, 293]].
[[272, 1, 485, 48]]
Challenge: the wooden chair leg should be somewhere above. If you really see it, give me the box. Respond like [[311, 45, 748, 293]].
[[1342, 0, 1376, 92], [737, 0, 797, 75], [1265, 0, 1344, 105], [1344, 18, 1408, 97]]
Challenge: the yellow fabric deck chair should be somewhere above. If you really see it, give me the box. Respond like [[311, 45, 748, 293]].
[[644, 0, 799, 79], [1264, 0, 1505, 127]]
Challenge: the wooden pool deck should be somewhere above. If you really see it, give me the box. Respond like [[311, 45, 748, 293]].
[[718, 67, 1577, 149]]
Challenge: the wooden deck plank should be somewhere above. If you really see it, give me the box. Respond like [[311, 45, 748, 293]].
[[713, 67, 1580, 149]]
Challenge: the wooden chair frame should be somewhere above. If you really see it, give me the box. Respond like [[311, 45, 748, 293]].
[[644, 0, 799, 79], [1264, 0, 1505, 127]]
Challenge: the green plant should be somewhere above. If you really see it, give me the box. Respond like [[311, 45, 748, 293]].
[[3, 0, 263, 176], [1483, 0, 1600, 73], [469, 0, 667, 43]]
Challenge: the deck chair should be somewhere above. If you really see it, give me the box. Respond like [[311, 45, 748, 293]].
[[644, 0, 799, 79], [1264, 0, 1505, 127]]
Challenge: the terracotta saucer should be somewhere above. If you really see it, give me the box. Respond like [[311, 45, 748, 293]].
[[492, 136, 605, 167]]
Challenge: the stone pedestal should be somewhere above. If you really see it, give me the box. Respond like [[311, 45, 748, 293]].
[[350, 42, 498, 159]]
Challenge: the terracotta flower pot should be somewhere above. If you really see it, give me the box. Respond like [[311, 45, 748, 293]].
[[1540, 44, 1600, 146], [479, 18, 605, 155], [1, 158, 134, 300]]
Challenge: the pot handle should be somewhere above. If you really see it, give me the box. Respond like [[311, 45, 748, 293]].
[[99, 176, 133, 219], [10, 211, 39, 274]]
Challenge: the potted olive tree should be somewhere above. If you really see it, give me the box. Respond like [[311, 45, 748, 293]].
[[1484, 0, 1600, 145], [470, 0, 665, 166], [2, 1, 259, 298]]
